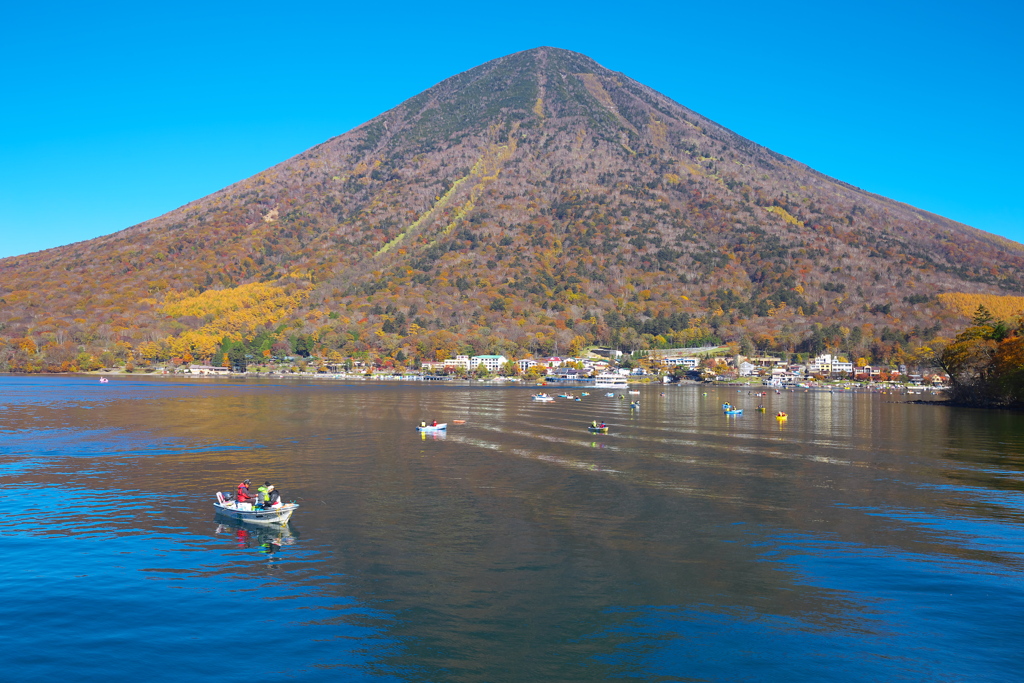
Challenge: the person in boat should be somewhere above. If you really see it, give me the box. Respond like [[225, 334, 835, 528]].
[[257, 481, 272, 508], [236, 479, 255, 508], [268, 485, 282, 508], [592, 420, 598, 428], [431, 420, 438, 427]]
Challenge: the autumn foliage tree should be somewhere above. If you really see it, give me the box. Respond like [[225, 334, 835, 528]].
[[939, 306, 1024, 406]]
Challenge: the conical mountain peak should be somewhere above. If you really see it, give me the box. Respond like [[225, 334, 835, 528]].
[[1, 48, 1021, 372]]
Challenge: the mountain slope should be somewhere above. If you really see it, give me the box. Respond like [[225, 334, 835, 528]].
[[3, 47, 1023, 371]]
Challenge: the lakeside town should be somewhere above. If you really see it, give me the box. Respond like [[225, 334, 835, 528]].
[[123, 347, 949, 389]]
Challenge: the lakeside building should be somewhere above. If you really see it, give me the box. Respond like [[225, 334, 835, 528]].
[[421, 354, 508, 373], [856, 365, 883, 378], [471, 355, 509, 373], [807, 354, 854, 376], [549, 367, 585, 380], [184, 365, 231, 375], [658, 357, 700, 369], [517, 358, 538, 373]]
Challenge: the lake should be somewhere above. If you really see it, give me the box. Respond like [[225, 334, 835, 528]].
[[3, 375, 1023, 681]]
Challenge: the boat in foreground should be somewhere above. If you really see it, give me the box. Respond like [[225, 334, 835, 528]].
[[417, 423, 448, 432], [588, 424, 609, 433], [214, 492, 298, 525]]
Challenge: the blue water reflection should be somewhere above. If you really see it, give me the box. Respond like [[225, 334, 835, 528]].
[[3, 375, 1024, 681]]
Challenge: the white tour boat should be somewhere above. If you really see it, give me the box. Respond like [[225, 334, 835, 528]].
[[594, 374, 629, 389]]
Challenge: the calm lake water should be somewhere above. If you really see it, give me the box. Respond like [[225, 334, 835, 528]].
[[3, 375, 1024, 681]]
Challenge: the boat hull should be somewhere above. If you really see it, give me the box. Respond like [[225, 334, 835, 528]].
[[594, 374, 628, 389], [214, 502, 297, 525]]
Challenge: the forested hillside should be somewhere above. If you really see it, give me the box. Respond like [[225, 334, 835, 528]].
[[3, 47, 1024, 372]]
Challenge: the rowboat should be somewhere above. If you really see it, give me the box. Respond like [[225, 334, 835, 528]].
[[417, 423, 447, 432], [588, 424, 609, 433], [724, 408, 743, 415], [214, 491, 298, 525], [532, 394, 555, 402], [776, 412, 788, 421]]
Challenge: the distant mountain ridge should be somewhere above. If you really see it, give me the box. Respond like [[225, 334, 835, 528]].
[[3, 46, 1023, 372]]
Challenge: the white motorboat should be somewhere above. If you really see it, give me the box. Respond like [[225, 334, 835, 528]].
[[594, 374, 629, 389], [532, 393, 555, 402], [416, 422, 447, 432], [214, 491, 298, 524]]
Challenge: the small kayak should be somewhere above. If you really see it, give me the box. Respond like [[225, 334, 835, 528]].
[[417, 423, 447, 432]]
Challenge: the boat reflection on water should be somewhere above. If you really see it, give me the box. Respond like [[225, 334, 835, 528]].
[[421, 430, 447, 441], [215, 519, 299, 558]]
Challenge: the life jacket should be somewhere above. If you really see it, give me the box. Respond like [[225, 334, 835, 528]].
[[257, 485, 269, 505], [237, 482, 252, 502]]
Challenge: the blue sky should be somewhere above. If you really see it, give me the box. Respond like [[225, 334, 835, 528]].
[[2, 0, 1021, 259]]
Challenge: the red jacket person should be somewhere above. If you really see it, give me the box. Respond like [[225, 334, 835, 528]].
[[236, 479, 254, 506]]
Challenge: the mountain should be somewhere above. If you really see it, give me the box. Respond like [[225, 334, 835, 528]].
[[3, 46, 1024, 372]]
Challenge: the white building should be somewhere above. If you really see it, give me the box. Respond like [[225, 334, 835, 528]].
[[832, 360, 853, 375], [807, 354, 854, 376], [517, 358, 538, 373], [471, 355, 508, 373], [185, 365, 231, 375]]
